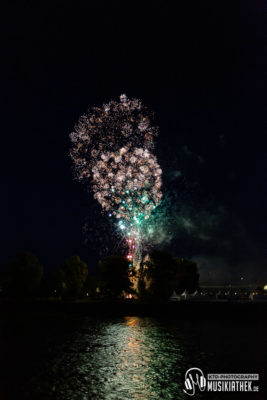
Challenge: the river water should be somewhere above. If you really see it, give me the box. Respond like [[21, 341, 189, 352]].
[[5, 314, 263, 400]]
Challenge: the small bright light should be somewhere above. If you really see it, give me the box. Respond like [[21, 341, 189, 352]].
[[264, 285, 267, 291]]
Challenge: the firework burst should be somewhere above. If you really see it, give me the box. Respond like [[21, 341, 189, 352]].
[[70, 95, 162, 268]]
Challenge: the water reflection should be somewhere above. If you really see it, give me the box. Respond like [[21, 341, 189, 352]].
[[84, 317, 185, 400], [27, 316, 187, 399]]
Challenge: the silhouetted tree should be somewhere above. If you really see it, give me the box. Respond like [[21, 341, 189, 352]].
[[173, 258, 199, 293], [136, 276, 146, 298], [4, 251, 43, 297], [143, 251, 199, 300], [83, 275, 99, 297], [143, 251, 177, 299], [59, 256, 88, 297], [40, 269, 65, 297], [99, 255, 132, 298]]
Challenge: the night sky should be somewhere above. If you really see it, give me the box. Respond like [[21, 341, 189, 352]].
[[1, 1, 265, 284]]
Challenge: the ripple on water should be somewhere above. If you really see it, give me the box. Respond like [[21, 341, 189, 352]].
[[24, 316, 209, 400]]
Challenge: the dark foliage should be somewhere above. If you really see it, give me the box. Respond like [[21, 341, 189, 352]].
[[3, 251, 43, 297], [143, 251, 199, 299], [58, 256, 88, 298], [99, 255, 132, 298]]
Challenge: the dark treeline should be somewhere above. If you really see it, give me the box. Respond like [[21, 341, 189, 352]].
[[0, 250, 199, 301]]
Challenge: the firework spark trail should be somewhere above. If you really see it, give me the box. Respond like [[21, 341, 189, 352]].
[[70, 95, 162, 268]]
